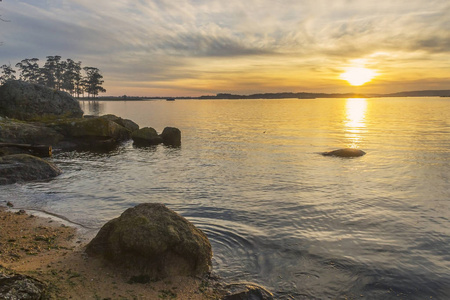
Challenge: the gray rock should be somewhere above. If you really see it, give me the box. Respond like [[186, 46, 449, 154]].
[[131, 127, 162, 146], [99, 114, 139, 132], [160, 127, 181, 146], [322, 148, 366, 158], [222, 283, 274, 300], [0, 80, 83, 121], [0, 118, 63, 145], [0, 154, 61, 185], [86, 203, 212, 280], [0, 273, 47, 300], [120, 118, 139, 133]]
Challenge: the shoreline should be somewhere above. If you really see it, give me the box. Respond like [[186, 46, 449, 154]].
[[0, 206, 223, 299]]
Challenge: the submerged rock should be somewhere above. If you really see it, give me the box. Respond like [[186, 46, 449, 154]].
[[160, 127, 181, 146], [85, 203, 212, 280], [322, 148, 366, 158], [131, 127, 163, 146], [222, 283, 274, 300], [0, 80, 83, 121], [0, 154, 61, 185], [0, 272, 47, 300]]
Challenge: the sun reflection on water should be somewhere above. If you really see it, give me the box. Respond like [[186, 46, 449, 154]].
[[344, 98, 367, 148]]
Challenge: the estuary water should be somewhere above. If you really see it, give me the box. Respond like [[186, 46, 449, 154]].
[[2, 97, 450, 299]]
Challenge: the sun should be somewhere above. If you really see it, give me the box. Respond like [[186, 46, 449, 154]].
[[340, 67, 377, 86]]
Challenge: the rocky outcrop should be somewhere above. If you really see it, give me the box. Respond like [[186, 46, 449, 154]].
[[0, 272, 47, 300], [0, 118, 63, 145], [86, 203, 212, 280], [160, 127, 181, 146], [50, 117, 131, 141], [322, 148, 366, 158], [0, 154, 62, 185], [47, 117, 132, 150], [131, 127, 163, 146], [222, 283, 274, 300], [0, 80, 83, 121], [99, 114, 139, 133]]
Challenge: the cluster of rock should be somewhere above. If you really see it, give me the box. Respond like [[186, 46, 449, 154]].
[[0, 80, 181, 185], [0, 80, 275, 299]]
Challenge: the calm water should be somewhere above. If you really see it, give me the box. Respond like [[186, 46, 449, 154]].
[[2, 98, 450, 299]]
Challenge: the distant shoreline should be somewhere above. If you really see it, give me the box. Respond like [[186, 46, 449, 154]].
[[79, 89, 450, 101]]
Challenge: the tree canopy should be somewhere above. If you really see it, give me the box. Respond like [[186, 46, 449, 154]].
[[0, 56, 106, 98]]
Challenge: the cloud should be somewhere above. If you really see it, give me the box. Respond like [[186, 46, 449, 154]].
[[1, 0, 450, 95]]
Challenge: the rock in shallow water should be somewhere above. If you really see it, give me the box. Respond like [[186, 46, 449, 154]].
[[131, 127, 163, 146], [160, 127, 181, 146], [322, 148, 366, 158], [222, 282, 274, 300], [85, 203, 212, 280], [0, 154, 61, 185]]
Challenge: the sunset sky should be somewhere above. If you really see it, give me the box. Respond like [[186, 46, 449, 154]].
[[1, 0, 449, 97]]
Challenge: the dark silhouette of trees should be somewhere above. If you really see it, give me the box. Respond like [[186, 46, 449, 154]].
[[15, 58, 41, 83], [0, 64, 16, 84], [41, 55, 65, 89], [1, 55, 106, 98], [62, 59, 83, 97], [82, 67, 106, 98]]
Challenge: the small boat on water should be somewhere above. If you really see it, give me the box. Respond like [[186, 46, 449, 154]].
[[166, 98, 175, 101]]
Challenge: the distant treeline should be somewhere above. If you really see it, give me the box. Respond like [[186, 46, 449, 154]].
[[94, 89, 450, 101], [199, 91, 450, 99], [0, 56, 106, 98]]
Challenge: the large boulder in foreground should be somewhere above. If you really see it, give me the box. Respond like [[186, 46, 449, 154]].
[[0, 80, 83, 121], [0, 154, 61, 185], [86, 203, 212, 280], [322, 148, 366, 158]]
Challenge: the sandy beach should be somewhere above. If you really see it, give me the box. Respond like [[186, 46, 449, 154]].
[[0, 206, 222, 299]]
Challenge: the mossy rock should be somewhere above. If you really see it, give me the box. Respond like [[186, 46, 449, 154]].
[[86, 203, 212, 280], [160, 127, 181, 147], [99, 114, 139, 132], [49, 117, 131, 141], [0, 118, 63, 145], [131, 127, 162, 146]]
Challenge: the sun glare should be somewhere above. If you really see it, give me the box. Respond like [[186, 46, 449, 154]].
[[340, 67, 377, 86]]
